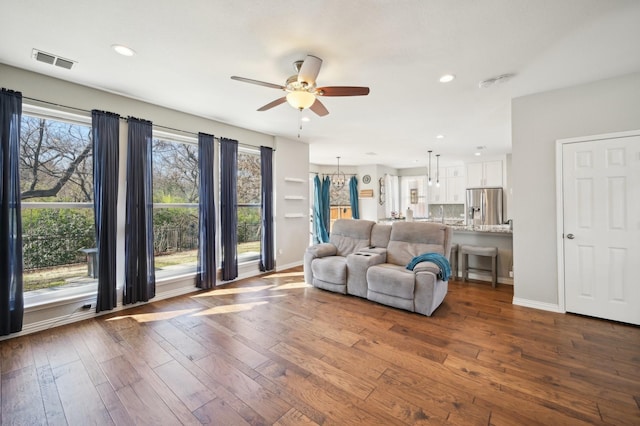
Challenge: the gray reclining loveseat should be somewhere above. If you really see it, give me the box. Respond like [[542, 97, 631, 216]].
[[304, 219, 452, 316]]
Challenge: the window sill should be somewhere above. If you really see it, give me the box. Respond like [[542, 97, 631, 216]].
[[24, 281, 98, 311]]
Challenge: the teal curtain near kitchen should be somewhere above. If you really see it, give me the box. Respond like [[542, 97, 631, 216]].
[[313, 175, 329, 243], [0, 88, 24, 335], [349, 176, 359, 219]]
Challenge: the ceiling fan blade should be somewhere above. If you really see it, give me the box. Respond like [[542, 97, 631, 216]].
[[316, 86, 370, 96], [231, 76, 285, 90], [298, 55, 323, 86], [257, 97, 287, 111], [309, 98, 329, 117]]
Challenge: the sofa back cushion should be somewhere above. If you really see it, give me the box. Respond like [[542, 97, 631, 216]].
[[330, 219, 376, 256], [370, 224, 392, 248], [386, 222, 452, 266]]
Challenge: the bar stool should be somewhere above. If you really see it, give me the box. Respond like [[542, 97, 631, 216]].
[[460, 244, 498, 288], [449, 244, 459, 280]]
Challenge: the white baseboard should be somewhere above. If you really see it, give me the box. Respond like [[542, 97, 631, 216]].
[[276, 260, 303, 272], [512, 297, 564, 313], [461, 271, 513, 285]]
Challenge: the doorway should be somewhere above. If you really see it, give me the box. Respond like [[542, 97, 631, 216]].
[[557, 130, 640, 325]]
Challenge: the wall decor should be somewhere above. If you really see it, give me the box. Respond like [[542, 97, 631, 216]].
[[362, 174, 371, 184]]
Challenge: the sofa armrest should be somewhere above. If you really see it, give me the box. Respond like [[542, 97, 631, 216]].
[[306, 243, 337, 258], [304, 243, 338, 284], [412, 261, 440, 275], [346, 251, 387, 298], [357, 247, 387, 259]]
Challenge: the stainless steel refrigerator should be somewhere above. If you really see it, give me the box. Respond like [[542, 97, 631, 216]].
[[466, 187, 503, 226]]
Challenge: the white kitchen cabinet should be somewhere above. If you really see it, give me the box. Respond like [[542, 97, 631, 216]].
[[428, 182, 444, 203], [446, 166, 465, 178], [427, 166, 465, 204], [466, 160, 503, 187], [445, 166, 465, 203], [446, 175, 465, 203]]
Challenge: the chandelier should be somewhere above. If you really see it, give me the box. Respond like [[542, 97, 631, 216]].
[[331, 156, 346, 190]]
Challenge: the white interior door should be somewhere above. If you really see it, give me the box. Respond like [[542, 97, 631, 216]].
[[562, 134, 640, 325]]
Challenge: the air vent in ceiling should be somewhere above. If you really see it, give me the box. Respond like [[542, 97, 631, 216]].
[[32, 49, 76, 70]]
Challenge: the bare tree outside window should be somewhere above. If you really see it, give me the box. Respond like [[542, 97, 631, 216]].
[[19, 115, 95, 292], [237, 150, 261, 259], [152, 138, 199, 274], [20, 116, 93, 201]]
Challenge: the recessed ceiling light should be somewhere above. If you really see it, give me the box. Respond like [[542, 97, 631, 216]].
[[366, 152, 377, 156], [439, 74, 455, 83], [436, 134, 445, 139], [301, 117, 310, 122], [112, 44, 136, 57], [474, 152, 482, 156]]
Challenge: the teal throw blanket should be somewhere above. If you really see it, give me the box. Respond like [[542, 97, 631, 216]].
[[406, 253, 451, 281]]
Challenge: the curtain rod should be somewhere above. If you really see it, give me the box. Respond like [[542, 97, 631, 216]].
[[22, 95, 272, 150]]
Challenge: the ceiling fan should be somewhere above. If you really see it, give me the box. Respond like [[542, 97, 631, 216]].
[[231, 55, 370, 117]]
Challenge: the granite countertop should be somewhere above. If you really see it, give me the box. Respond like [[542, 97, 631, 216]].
[[449, 224, 512, 234], [378, 218, 512, 234]]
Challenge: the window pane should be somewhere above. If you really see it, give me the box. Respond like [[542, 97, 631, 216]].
[[152, 139, 198, 203], [237, 151, 261, 261], [20, 114, 95, 295], [152, 137, 199, 276], [22, 208, 95, 292], [20, 115, 93, 202], [153, 208, 198, 277]]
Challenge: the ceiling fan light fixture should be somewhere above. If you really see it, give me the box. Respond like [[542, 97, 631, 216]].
[[286, 91, 316, 110]]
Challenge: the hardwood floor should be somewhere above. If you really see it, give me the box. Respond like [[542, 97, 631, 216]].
[[1, 267, 639, 425]]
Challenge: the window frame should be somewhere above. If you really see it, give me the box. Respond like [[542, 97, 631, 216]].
[[20, 105, 97, 306], [236, 146, 262, 263], [151, 131, 200, 280]]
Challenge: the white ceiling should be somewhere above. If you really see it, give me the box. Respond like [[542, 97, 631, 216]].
[[2, 0, 639, 168]]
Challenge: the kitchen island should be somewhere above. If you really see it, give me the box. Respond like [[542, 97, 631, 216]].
[[449, 224, 513, 285], [379, 219, 513, 285]]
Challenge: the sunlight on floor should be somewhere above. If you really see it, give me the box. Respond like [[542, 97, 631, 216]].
[[193, 301, 268, 316], [190, 284, 275, 297], [106, 308, 201, 323], [263, 271, 304, 279], [269, 282, 310, 290]]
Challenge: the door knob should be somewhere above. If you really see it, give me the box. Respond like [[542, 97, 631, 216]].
[[566, 233, 575, 239]]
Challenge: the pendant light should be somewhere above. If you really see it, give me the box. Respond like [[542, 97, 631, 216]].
[[427, 150, 433, 186], [331, 156, 346, 190], [436, 154, 440, 187]]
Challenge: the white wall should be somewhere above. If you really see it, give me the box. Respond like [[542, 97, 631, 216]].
[[274, 136, 309, 270], [512, 71, 640, 309]]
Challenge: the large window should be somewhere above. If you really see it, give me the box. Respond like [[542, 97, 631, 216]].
[[152, 134, 199, 278], [19, 110, 95, 295], [237, 149, 261, 261]]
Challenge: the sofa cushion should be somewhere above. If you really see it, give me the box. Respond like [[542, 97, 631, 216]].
[[386, 222, 448, 266], [311, 256, 347, 285], [370, 224, 392, 248], [330, 219, 375, 256], [367, 264, 415, 300]]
